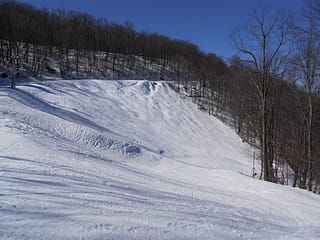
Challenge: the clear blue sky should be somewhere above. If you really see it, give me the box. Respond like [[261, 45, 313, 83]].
[[16, 0, 305, 61]]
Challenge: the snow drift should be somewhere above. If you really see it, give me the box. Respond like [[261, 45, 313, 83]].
[[0, 79, 319, 239]]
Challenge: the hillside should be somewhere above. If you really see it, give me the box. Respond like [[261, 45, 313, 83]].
[[0, 79, 320, 239]]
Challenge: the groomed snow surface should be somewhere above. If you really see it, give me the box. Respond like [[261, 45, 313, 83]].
[[0, 79, 319, 240]]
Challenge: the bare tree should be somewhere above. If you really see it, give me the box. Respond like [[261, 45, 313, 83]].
[[232, 6, 291, 182], [290, 2, 320, 191]]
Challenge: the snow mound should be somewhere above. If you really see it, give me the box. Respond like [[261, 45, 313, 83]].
[[137, 80, 158, 95], [84, 133, 142, 157], [0, 79, 320, 240]]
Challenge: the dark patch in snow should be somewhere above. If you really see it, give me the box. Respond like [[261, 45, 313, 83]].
[[123, 143, 141, 155]]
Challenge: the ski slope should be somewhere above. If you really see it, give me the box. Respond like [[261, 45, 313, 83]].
[[0, 79, 319, 240]]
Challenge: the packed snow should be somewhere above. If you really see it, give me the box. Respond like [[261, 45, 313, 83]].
[[0, 79, 319, 239]]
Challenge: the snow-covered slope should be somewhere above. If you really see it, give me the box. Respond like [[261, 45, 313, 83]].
[[0, 80, 319, 240]]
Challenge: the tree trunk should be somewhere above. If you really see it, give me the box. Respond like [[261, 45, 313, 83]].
[[307, 91, 313, 191]]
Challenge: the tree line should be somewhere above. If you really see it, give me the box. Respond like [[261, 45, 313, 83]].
[[0, 0, 319, 193], [231, 2, 320, 193], [0, 0, 223, 80]]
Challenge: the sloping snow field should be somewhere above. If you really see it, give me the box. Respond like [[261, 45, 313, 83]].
[[0, 79, 319, 239]]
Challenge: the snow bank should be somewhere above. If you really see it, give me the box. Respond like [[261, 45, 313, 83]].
[[0, 79, 319, 239]]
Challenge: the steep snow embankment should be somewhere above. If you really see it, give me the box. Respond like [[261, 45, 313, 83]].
[[0, 80, 319, 240]]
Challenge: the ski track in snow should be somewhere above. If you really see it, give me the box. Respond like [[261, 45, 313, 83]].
[[0, 79, 320, 239]]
